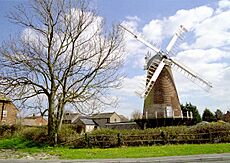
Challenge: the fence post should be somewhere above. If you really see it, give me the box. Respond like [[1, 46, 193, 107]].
[[117, 133, 121, 147], [160, 131, 166, 145], [209, 132, 212, 143], [85, 133, 90, 147]]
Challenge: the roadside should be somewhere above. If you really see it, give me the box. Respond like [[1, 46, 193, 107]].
[[0, 143, 230, 160], [0, 149, 59, 160], [0, 153, 230, 163]]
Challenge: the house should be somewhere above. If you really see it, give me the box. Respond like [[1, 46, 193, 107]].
[[119, 114, 129, 122], [21, 115, 47, 126], [91, 112, 123, 128], [61, 111, 130, 133], [223, 111, 230, 122], [74, 117, 97, 133], [0, 95, 19, 125], [62, 112, 80, 124]]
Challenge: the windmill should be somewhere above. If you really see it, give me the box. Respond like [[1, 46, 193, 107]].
[[120, 25, 212, 119]]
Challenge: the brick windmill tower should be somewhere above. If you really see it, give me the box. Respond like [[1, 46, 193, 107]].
[[120, 25, 212, 120]]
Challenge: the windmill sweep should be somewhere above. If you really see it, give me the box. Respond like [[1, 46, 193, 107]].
[[120, 25, 212, 121]]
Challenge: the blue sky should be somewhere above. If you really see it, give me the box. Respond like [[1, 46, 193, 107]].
[[0, 0, 230, 117], [96, 0, 215, 23]]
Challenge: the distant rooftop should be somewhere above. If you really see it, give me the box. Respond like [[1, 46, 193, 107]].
[[24, 115, 43, 119], [63, 112, 80, 121], [91, 112, 116, 119], [79, 118, 96, 125]]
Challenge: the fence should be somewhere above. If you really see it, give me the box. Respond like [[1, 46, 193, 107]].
[[83, 131, 230, 148]]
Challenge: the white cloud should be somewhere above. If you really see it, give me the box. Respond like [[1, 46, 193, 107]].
[[186, 10, 230, 49], [142, 6, 213, 43], [142, 19, 163, 42], [121, 16, 150, 68], [115, 75, 146, 96], [110, 75, 145, 117], [217, 0, 230, 13], [172, 46, 230, 112]]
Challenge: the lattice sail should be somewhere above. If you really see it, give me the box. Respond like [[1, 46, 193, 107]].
[[170, 58, 212, 91], [166, 25, 188, 55], [142, 58, 165, 98], [119, 25, 161, 53]]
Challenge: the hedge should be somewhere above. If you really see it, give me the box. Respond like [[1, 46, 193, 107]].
[[0, 122, 229, 148]]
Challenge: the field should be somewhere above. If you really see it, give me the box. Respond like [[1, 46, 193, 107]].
[[0, 137, 229, 159]]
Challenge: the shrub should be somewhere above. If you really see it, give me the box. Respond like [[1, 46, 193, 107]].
[[189, 121, 230, 133], [0, 124, 21, 138], [88, 126, 190, 147], [21, 126, 48, 145], [86, 123, 230, 147], [58, 124, 84, 148], [2, 122, 229, 148], [188, 122, 230, 143]]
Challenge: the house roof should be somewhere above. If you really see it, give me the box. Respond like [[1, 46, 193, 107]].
[[80, 118, 96, 125], [63, 112, 80, 121], [23, 116, 44, 120], [21, 117, 47, 126], [73, 117, 97, 125], [119, 115, 129, 122], [91, 112, 116, 119]]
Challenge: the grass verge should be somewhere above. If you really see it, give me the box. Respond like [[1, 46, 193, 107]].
[[0, 138, 229, 159], [51, 143, 230, 159]]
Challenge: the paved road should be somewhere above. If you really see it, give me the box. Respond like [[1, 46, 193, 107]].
[[0, 153, 230, 163]]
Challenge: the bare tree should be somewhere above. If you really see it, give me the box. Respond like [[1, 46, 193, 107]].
[[131, 110, 143, 120], [0, 0, 124, 145]]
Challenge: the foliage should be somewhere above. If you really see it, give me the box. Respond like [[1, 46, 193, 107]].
[[88, 123, 229, 147], [0, 124, 21, 138], [202, 108, 216, 122], [189, 121, 230, 133], [215, 109, 224, 121], [181, 103, 201, 124], [20, 126, 48, 145], [58, 125, 84, 147], [0, 123, 230, 148]]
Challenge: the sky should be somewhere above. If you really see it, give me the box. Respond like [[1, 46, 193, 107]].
[[0, 0, 230, 118]]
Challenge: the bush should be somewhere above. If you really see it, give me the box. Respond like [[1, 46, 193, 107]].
[[0, 124, 21, 138], [88, 126, 190, 147], [189, 121, 230, 133], [188, 122, 230, 143], [21, 126, 48, 145], [58, 125, 84, 148], [1, 122, 229, 148], [85, 123, 230, 148]]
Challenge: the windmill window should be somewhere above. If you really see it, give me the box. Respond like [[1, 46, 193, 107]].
[[3, 111, 7, 117]]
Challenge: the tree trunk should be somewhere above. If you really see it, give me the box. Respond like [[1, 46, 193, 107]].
[[48, 95, 56, 145]]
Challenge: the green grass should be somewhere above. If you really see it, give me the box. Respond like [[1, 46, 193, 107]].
[[51, 144, 230, 159], [0, 137, 229, 159], [0, 137, 46, 149]]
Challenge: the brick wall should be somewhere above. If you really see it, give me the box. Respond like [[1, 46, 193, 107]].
[[143, 65, 182, 119], [0, 102, 18, 125]]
